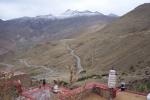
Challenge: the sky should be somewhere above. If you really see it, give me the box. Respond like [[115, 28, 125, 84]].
[[0, 0, 149, 20]]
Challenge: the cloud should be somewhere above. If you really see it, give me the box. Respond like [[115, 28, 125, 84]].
[[0, 0, 149, 20], [70, 0, 150, 14]]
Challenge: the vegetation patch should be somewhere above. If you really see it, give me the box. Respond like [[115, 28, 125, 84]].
[[128, 78, 150, 93], [77, 74, 102, 82]]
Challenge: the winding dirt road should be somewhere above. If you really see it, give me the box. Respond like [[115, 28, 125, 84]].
[[0, 62, 14, 72], [19, 59, 52, 71], [66, 44, 84, 74], [19, 59, 57, 79]]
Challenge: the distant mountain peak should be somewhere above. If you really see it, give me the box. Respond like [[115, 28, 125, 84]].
[[108, 13, 118, 17], [62, 9, 103, 17], [63, 9, 78, 15]]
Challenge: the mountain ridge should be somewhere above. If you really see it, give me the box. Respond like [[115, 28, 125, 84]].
[[101, 3, 150, 34], [2, 10, 118, 21], [0, 10, 117, 57]]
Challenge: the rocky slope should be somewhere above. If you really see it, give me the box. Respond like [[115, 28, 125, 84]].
[[7, 3, 150, 82], [69, 3, 150, 83], [0, 11, 117, 58]]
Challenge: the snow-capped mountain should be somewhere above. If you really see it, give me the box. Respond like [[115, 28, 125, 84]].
[[9, 10, 117, 21], [9, 14, 56, 22], [0, 9, 118, 56], [63, 9, 102, 15], [30, 10, 105, 19], [60, 9, 103, 18]]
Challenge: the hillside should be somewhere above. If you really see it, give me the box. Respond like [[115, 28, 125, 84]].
[[0, 11, 117, 58], [6, 3, 149, 79], [101, 3, 150, 34], [2, 24, 106, 82], [68, 3, 150, 88]]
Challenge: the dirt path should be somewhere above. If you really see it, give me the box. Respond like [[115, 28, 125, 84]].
[[19, 59, 52, 71], [66, 44, 84, 73], [19, 59, 31, 67], [19, 59, 57, 80], [0, 62, 14, 71]]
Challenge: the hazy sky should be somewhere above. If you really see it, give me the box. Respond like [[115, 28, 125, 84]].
[[0, 0, 149, 20]]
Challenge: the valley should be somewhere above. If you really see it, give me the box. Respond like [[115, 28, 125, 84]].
[[0, 3, 150, 100]]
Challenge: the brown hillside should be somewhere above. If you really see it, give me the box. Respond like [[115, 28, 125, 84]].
[[68, 3, 150, 89], [101, 3, 150, 34]]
